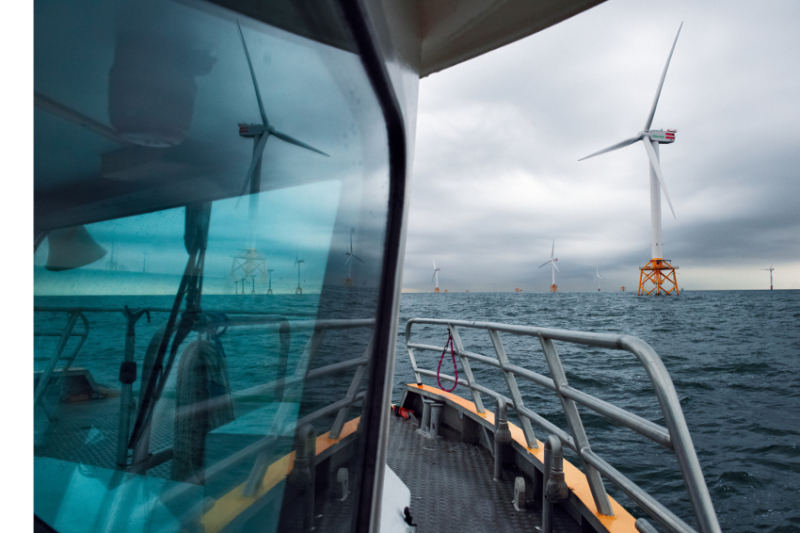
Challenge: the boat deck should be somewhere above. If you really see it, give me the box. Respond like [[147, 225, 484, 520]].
[[387, 415, 580, 533], [35, 394, 581, 532]]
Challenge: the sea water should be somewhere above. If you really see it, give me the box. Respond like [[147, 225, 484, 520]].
[[393, 290, 800, 533], [33, 290, 800, 532]]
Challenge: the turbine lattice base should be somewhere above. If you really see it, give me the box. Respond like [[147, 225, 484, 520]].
[[638, 259, 679, 296], [550, 284, 558, 293], [434, 287, 440, 293]]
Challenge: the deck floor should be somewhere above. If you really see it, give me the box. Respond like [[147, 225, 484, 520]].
[[387, 416, 581, 533]]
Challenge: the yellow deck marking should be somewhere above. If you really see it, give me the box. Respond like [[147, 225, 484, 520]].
[[411, 384, 637, 533], [201, 417, 361, 533]]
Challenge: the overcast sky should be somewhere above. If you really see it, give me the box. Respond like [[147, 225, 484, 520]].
[[401, 0, 800, 292]]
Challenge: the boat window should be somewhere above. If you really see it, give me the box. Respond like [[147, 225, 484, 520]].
[[34, 0, 388, 531]]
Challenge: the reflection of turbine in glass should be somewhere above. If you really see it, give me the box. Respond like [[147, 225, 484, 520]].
[[294, 254, 305, 295], [267, 267, 274, 295], [344, 229, 363, 287], [229, 21, 327, 293]]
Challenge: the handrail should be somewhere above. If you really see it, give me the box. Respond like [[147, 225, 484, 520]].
[[34, 305, 374, 473], [405, 317, 720, 533]]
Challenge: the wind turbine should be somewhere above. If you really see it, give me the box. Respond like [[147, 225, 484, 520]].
[[344, 229, 363, 287], [294, 254, 305, 295], [538, 239, 559, 293], [580, 23, 683, 297], [267, 267, 274, 295], [762, 265, 775, 290], [431, 259, 441, 293], [594, 268, 603, 291], [230, 21, 328, 292]]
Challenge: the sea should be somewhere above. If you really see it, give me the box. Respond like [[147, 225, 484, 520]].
[[33, 290, 800, 533]]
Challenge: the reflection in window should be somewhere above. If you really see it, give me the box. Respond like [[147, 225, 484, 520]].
[[33, 0, 389, 530]]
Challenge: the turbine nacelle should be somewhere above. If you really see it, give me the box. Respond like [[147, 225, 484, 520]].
[[645, 129, 677, 144], [238, 123, 270, 138]]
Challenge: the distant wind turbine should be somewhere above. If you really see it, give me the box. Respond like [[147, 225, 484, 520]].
[[579, 23, 683, 296], [594, 268, 603, 291], [431, 259, 441, 293], [762, 265, 775, 290], [344, 228, 363, 287], [294, 254, 305, 295], [538, 239, 559, 293]]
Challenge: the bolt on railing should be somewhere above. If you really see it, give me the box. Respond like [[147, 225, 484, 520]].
[[405, 318, 720, 533]]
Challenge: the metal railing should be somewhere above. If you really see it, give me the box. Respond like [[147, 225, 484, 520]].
[[34, 306, 373, 472], [405, 318, 720, 533]]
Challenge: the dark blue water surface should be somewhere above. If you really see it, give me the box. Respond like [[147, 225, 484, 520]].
[[393, 290, 800, 533]]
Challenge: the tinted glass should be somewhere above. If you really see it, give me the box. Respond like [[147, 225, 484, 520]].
[[34, 0, 389, 531]]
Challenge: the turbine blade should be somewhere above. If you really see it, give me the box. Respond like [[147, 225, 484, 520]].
[[578, 135, 642, 161], [271, 129, 329, 157], [539, 260, 551, 269], [349, 232, 353, 253], [352, 254, 364, 263], [344, 255, 351, 265], [643, 139, 676, 219], [235, 133, 270, 208], [432, 272, 436, 283], [551, 239, 555, 259], [553, 263, 560, 273], [237, 21, 269, 127], [644, 22, 683, 131], [433, 259, 436, 270]]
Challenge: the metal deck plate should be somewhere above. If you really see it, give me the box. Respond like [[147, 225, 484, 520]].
[[387, 416, 580, 533]]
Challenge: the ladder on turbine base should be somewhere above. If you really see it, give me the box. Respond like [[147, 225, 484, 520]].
[[638, 258, 679, 295], [33, 310, 90, 420]]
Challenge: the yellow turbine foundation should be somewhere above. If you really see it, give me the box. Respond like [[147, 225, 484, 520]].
[[550, 284, 558, 293], [638, 259, 679, 296]]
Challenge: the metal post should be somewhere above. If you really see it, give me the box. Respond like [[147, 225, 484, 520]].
[[330, 336, 373, 439], [117, 307, 150, 468], [542, 435, 569, 533], [289, 424, 317, 531], [539, 335, 613, 516], [449, 325, 485, 413], [488, 328, 537, 448], [494, 399, 512, 481], [421, 398, 433, 433], [429, 402, 443, 437]]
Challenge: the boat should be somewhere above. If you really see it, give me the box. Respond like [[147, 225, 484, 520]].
[[32, 0, 721, 531]]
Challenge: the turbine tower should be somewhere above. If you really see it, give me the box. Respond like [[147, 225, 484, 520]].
[[594, 268, 603, 291], [267, 267, 274, 295], [762, 265, 774, 290], [294, 254, 305, 295], [538, 239, 559, 293], [344, 228, 363, 287], [580, 23, 683, 296], [431, 259, 441, 293], [230, 21, 327, 294]]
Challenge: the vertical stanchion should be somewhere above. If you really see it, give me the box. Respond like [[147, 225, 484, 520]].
[[494, 399, 512, 481], [540, 335, 613, 516]]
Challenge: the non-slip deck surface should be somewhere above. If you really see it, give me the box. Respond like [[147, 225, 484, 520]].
[[387, 416, 581, 533]]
